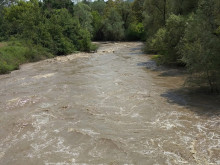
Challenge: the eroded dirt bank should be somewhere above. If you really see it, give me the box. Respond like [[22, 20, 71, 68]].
[[0, 42, 219, 165]]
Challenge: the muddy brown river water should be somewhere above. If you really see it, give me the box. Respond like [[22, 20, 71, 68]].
[[0, 42, 219, 165]]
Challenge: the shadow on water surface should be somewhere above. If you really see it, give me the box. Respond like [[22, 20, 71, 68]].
[[130, 45, 143, 51], [138, 59, 220, 117], [137, 61, 186, 77], [137, 61, 159, 70], [161, 88, 220, 117], [128, 52, 143, 55], [158, 69, 186, 77]]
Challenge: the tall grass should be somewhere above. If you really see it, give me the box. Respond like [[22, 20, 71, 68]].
[[0, 40, 53, 74]]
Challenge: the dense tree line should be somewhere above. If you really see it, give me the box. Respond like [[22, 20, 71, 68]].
[[0, 0, 94, 54], [0, 0, 145, 73], [142, 0, 220, 92], [0, 0, 145, 44], [0, 0, 219, 92]]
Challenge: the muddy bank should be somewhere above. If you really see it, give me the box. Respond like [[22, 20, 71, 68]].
[[0, 42, 219, 165]]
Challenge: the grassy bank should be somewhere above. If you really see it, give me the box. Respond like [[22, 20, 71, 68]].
[[0, 40, 53, 74], [0, 40, 98, 74]]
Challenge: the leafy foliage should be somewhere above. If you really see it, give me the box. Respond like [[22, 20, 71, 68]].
[[132, 0, 145, 22], [162, 14, 186, 65], [74, 3, 93, 34], [90, 0, 106, 15], [180, 0, 220, 92], [145, 28, 166, 54], [126, 22, 145, 41], [42, 0, 74, 12], [0, 40, 52, 74], [102, 8, 125, 41], [144, 0, 220, 92], [143, 0, 168, 38]]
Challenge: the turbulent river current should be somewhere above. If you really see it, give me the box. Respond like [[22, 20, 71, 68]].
[[0, 42, 219, 165]]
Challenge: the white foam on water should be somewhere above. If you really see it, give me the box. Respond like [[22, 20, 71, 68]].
[[0, 118, 28, 160], [32, 113, 50, 128], [131, 113, 141, 118], [196, 123, 207, 133], [88, 146, 103, 158], [30, 138, 56, 154], [80, 129, 100, 137], [52, 137, 83, 158], [45, 163, 105, 165], [0, 152, 5, 160], [6, 95, 41, 110], [40, 103, 52, 109], [161, 122, 176, 130], [164, 151, 189, 164], [32, 73, 56, 79]]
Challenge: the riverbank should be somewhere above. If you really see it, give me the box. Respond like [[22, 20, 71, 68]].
[[0, 42, 219, 164], [0, 40, 53, 74], [0, 40, 98, 74]]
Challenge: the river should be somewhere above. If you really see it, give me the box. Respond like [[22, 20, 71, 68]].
[[0, 42, 219, 165]]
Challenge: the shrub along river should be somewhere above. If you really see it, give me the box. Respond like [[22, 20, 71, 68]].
[[0, 42, 219, 164]]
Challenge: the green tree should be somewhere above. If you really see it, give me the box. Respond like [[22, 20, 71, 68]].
[[91, 10, 103, 40], [42, 0, 74, 13], [143, 0, 168, 38], [2, 0, 41, 40], [74, 3, 93, 34], [132, 0, 145, 22], [104, 0, 116, 16], [126, 22, 144, 41], [180, 0, 220, 92], [116, 1, 133, 29], [163, 14, 186, 64], [90, 0, 106, 15], [46, 9, 75, 54], [102, 8, 124, 41], [170, 0, 199, 15], [46, 8, 92, 54], [145, 27, 166, 54]]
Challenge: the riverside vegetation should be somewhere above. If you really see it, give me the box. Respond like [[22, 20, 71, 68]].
[[0, 0, 220, 92]]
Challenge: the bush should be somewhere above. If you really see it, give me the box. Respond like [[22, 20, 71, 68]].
[[163, 14, 186, 65], [180, 10, 220, 92], [0, 40, 53, 74], [0, 42, 27, 73], [145, 14, 186, 65], [90, 43, 99, 52], [102, 8, 125, 41], [78, 29, 92, 52], [56, 37, 75, 55], [91, 11, 104, 40], [25, 43, 53, 61], [125, 22, 145, 41], [1, 3, 93, 56], [145, 28, 166, 54]]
